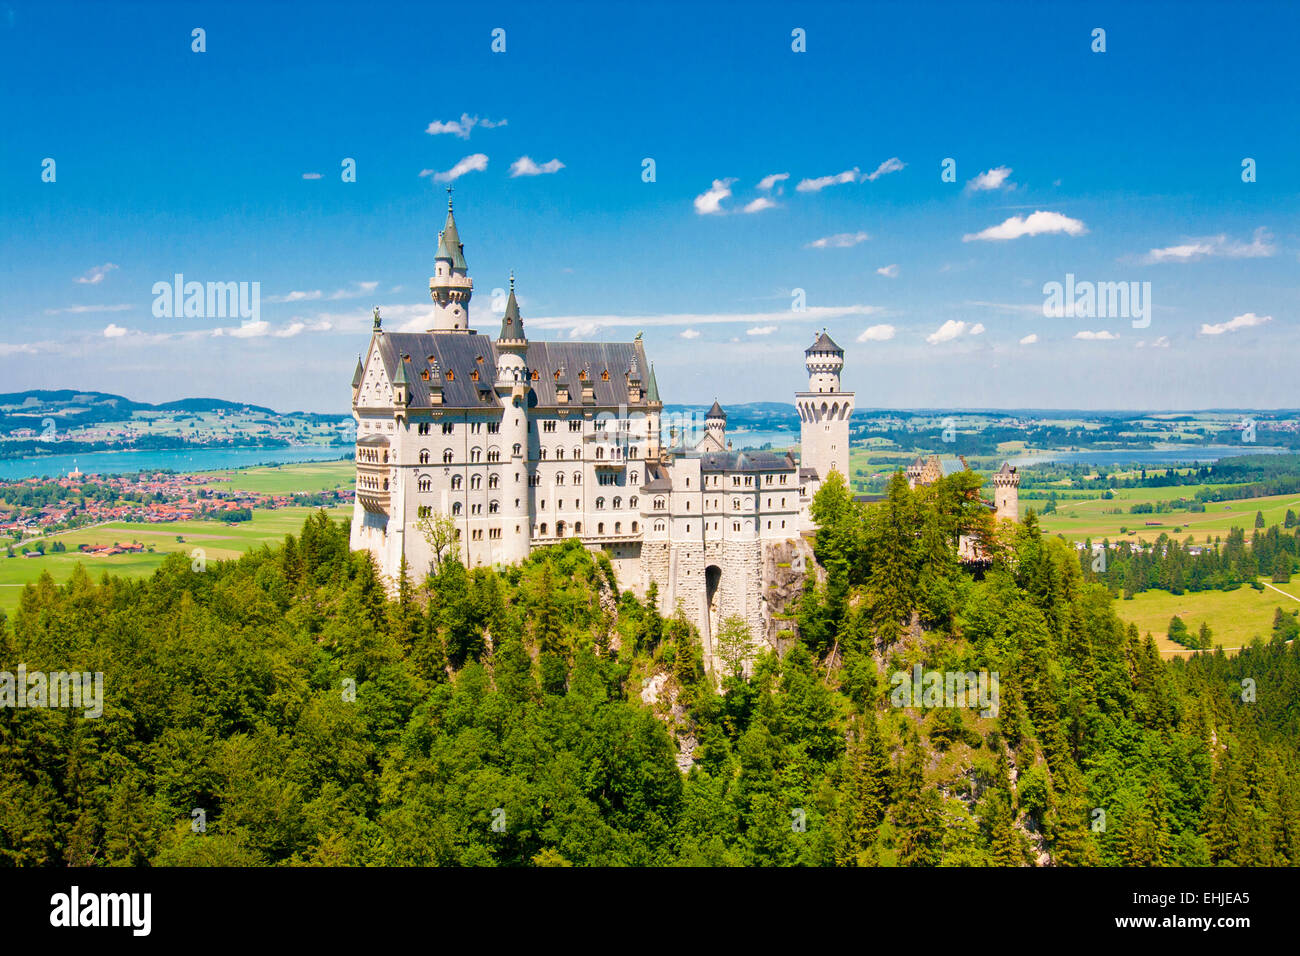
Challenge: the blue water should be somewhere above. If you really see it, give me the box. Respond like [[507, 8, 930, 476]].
[[1009, 445, 1291, 468], [0, 445, 353, 481]]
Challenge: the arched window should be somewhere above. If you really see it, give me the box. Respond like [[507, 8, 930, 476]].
[[418, 476, 431, 492], [556, 473, 565, 486], [487, 448, 500, 462], [598, 522, 606, 534], [419, 449, 430, 464], [488, 474, 499, 489], [572, 471, 581, 485], [613, 496, 622, 509], [653, 497, 665, 510], [451, 475, 462, 490], [630, 471, 639, 485], [654, 521, 665, 532], [596, 497, 605, 509], [573, 446, 581, 460], [733, 498, 741, 510], [614, 521, 622, 533], [539, 522, 548, 535], [452, 502, 462, 515], [574, 522, 582, 533], [596, 446, 604, 460], [556, 520, 566, 536], [443, 449, 453, 463], [630, 496, 638, 509], [471, 474, 482, 490], [512, 443, 522, 457], [556, 447, 565, 461], [470, 447, 482, 463], [489, 500, 499, 514], [631, 521, 638, 533], [540, 447, 548, 460]]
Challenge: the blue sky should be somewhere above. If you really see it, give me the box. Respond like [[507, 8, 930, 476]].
[[1, 0, 1297, 412]]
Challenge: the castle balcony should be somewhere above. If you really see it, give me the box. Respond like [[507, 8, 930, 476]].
[[356, 487, 390, 514]]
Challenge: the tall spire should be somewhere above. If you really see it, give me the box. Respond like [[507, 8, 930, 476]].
[[435, 189, 468, 272], [646, 363, 661, 404], [498, 271, 526, 342], [428, 188, 474, 331]]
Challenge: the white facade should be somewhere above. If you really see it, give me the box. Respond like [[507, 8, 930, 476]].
[[349, 201, 853, 661]]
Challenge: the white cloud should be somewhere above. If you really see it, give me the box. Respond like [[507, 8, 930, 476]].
[[679, 329, 701, 339], [568, 321, 603, 339], [76, 263, 117, 285], [746, 325, 778, 336], [225, 320, 270, 338], [425, 113, 507, 139], [44, 303, 132, 315], [757, 172, 789, 191], [965, 166, 1013, 192], [510, 156, 565, 177], [806, 231, 870, 249], [1136, 336, 1171, 348], [1199, 312, 1271, 335], [1144, 228, 1276, 263], [864, 157, 905, 182], [1019, 333, 1038, 345], [969, 323, 986, 335], [301, 172, 322, 180], [876, 264, 899, 278], [1074, 330, 1119, 340], [796, 167, 860, 193], [273, 322, 306, 338], [963, 210, 1088, 242], [694, 178, 736, 215], [743, 197, 776, 214], [102, 323, 127, 338], [926, 320, 970, 344], [421, 153, 489, 183], [269, 290, 322, 304], [857, 324, 896, 342], [0, 343, 40, 356]]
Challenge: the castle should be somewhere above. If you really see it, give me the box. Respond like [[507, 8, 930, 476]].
[[349, 197, 1018, 663]]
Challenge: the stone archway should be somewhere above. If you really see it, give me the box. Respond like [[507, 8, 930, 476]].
[[704, 564, 722, 654]]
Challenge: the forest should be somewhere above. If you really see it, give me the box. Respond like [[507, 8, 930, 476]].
[[0, 469, 1296, 866]]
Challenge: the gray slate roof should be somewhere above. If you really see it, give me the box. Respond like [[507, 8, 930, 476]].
[[369, 332, 652, 411], [697, 449, 797, 473], [806, 331, 843, 355]]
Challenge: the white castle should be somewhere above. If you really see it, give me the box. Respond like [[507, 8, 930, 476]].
[[349, 197, 1017, 661]]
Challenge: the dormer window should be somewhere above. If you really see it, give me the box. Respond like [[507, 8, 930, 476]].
[[470, 369, 479, 382], [420, 369, 429, 381], [532, 369, 540, 381], [446, 369, 454, 381], [601, 369, 610, 381]]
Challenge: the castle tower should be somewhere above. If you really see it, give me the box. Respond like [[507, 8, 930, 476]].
[[796, 330, 854, 482], [495, 273, 532, 563], [428, 188, 474, 331], [698, 400, 727, 452], [644, 362, 663, 459], [993, 462, 1020, 521]]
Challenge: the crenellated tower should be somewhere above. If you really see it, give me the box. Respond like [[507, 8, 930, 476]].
[[796, 329, 854, 485], [993, 462, 1020, 521], [428, 188, 474, 331]]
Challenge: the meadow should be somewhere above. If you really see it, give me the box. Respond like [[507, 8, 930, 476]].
[[1037, 488, 1300, 545], [0, 456, 356, 615], [1112, 583, 1299, 657]]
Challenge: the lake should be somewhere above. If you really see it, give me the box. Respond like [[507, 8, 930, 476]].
[[0, 445, 353, 481]]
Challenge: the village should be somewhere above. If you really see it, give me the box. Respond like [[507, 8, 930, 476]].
[[0, 465, 352, 542]]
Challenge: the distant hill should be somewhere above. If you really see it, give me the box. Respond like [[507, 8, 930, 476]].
[[0, 389, 284, 432]]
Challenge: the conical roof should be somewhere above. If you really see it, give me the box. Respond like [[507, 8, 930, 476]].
[[434, 199, 468, 271], [805, 330, 843, 355]]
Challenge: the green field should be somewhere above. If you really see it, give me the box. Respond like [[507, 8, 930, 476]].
[[199, 459, 355, 495], [1038, 489, 1300, 545], [0, 504, 351, 614], [1113, 584, 1299, 656]]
